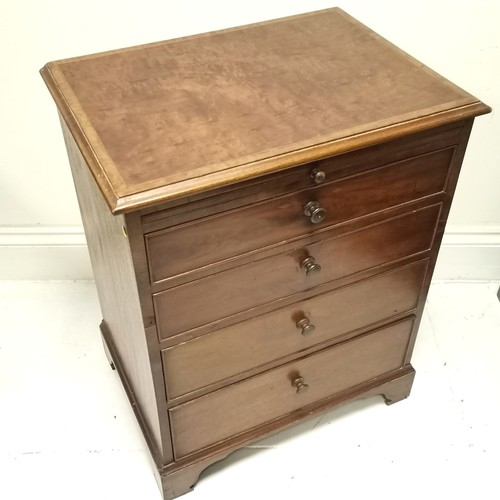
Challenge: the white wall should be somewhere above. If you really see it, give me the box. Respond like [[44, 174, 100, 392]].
[[0, 0, 498, 279]]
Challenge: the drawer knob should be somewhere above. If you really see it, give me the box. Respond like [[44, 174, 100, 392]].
[[291, 376, 309, 394], [311, 168, 326, 184], [301, 256, 321, 276], [304, 201, 326, 224], [296, 317, 315, 336]]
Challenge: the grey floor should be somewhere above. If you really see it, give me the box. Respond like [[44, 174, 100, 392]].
[[1, 281, 499, 500]]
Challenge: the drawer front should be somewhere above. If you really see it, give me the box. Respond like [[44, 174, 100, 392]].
[[140, 124, 463, 231], [146, 147, 453, 284], [169, 318, 414, 458], [162, 260, 427, 399], [154, 204, 439, 339]]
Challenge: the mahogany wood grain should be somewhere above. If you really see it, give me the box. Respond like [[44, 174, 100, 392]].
[[169, 318, 414, 458], [60, 120, 171, 463], [140, 123, 464, 233], [154, 204, 440, 339], [147, 147, 453, 284], [162, 260, 428, 399], [40, 9, 490, 213], [159, 367, 416, 500], [402, 120, 476, 367], [41, 8, 491, 500]]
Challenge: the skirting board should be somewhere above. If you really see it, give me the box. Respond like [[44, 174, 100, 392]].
[[433, 226, 500, 282], [0, 227, 93, 280], [0, 225, 499, 282]]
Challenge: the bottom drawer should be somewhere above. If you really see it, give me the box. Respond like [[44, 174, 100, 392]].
[[169, 318, 414, 459]]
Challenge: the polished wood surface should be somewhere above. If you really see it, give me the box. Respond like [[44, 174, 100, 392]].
[[154, 204, 439, 339], [140, 122, 464, 233], [162, 260, 428, 400], [169, 318, 414, 459], [41, 7, 490, 500], [147, 146, 453, 284], [60, 120, 171, 463], [160, 367, 416, 499], [40, 8, 490, 213]]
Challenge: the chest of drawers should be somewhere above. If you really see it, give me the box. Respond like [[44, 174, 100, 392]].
[[41, 8, 490, 499]]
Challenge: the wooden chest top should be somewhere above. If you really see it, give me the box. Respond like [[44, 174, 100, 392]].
[[40, 7, 489, 213]]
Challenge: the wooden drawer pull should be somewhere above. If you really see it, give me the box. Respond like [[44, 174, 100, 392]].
[[296, 317, 316, 336], [291, 376, 309, 394], [310, 167, 326, 184], [300, 255, 321, 276], [304, 201, 326, 224]]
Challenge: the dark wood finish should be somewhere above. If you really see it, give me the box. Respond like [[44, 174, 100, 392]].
[[140, 122, 464, 233], [60, 121, 172, 464], [402, 120, 476, 368], [154, 204, 440, 339], [146, 147, 454, 284], [41, 8, 490, 500], [162, 260, 428, 400], [159, 366, 416, 499], [169, 318, 414, 459]]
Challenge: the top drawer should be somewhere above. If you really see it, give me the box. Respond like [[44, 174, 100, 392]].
[[146, 146, 455, 285]]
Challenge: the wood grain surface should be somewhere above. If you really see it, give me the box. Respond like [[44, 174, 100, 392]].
[[169, 318, 414, 458], [40, 8, 490, 213], [162, 260, 428, 400], [42, 8, 491, 499], [147, 147, 453, 283], [154, 204, 440, 339], [139, 122, 464, 232], [60, 119, 171, 463]]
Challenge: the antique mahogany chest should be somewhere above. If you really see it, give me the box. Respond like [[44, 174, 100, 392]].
[[41, 8, 490, 499]]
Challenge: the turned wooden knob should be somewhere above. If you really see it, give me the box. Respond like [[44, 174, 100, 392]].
[[296, 317, 315, 336], [310, 167, 326, 184], [291, 376, 309, 394], [300, 256, 321, 276], [304, 201, 326, 224]]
